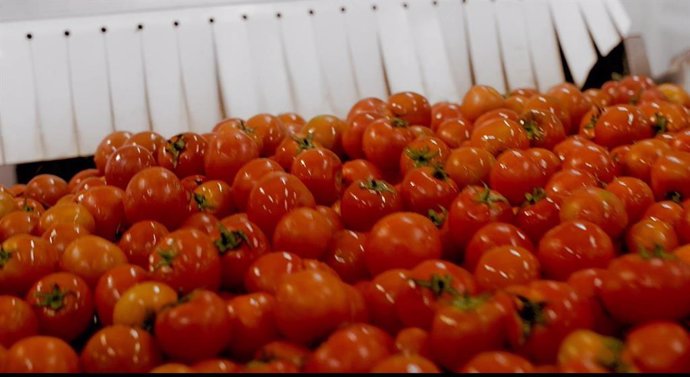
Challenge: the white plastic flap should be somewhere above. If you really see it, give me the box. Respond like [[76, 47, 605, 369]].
[[603, 0, 631, 37], [104, 21, 150, 133], [213, 8, 260, 119], [495, 0, 535, 91], [436, 0, 473, 96], [375, 1, 424, 95], [141, 18, 189, 137], [67, 23, 114, 156], [578, 0, 619, 57], [522, 0, 564, 91], [279, 1, 331, 118], [31, 25, 79, 159], [344, 0, 387, 99], [464, 0, 506, 93], [549, 0, 598, 87], [406, 0, 457, 103], [176, 14, 222, 134], [0, 26, 40, 164]]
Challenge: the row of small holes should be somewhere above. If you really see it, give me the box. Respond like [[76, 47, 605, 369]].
[[25, 1, 450, 39]]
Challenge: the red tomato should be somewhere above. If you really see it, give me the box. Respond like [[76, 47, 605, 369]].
[[180, 174, 207, 193], [474, 108, 520, 130], [157, 132, 207, 178], [589, 105, 652, 148], [518, 109, 566, 149], [341, 160, 382, 189], [490, 149, 548, 205], [605, 177, 655, 223], [547, 82, 590, 128], [557, 329, 630, 372], [272, 132, 319, 171], [625, 322, 690, 373], [0, 234, 58, 295], [537, 221, 615, 280], [182, 212, 219, 236], [112, 281, 177, 328], [0, 296, 38, 347], [192, 358, 240, 373], [60, 235, 127, 286], [278, 112, 307, 136], [204, 130, 260, 184], [559, 187, 629, 238], [361, 269, 411, 334], [465, 222, 534, 272], [470, 118, 529, 156], [347, 97, 391, 122], [395, 327, 431, 357], [638, 100, 688, 133], [626, 217, 678, 254], [387, 92, 432, 127], [94, 264, 147, 326], [117, 220, 168, 268], [562, 144, 616, 183], [475, 246, 540, 291], [643, 200, 685, 228], [370, 354, 440, 373], [435, 117, 473, 149], [25, 174, 68, 208], [0, 192, 19, 219], [104, 145, 156, 189], [26, 272, 93, 341], [444, 147, 496, 188], [246, 114, 288, 157], [72, 176, 107, 195], [305, 323, 394, 372], [291, 147, 342, 205], [622, 139, 671, 182], [430, 101, 465, 131], [231, 158, 284, 212], [515, 190, 560, 243], [463, 351, 534, 373], [123, 167, 188, 230], [545, 169, 599, 206], [81, 324, 161, 373], [365, 212, 441, 275], [76, 185, 126, 240], [94, 131, 132, 174], [244, 252, 304, 295], [273, 208, 333, 260], [399, 136, 450, 176], [401, 166, 458, 214], [123, 131, 165, 156], [323, 230, 369, 284], [38, 202, 95, 235], [191, 180, 234, 218], [460, 85, 505, 122], [4, 336, 79, 373], [0, 211, 40, 242], [448, 185, 513, 248], [340, 178, 402, 232], [651, 150, 690, 201], [343, 112, 383, 159], [226, 293, 279, 360], [522, 94, 572, 134], [155, 289, 231, 362], [362, 117, 415, 172]]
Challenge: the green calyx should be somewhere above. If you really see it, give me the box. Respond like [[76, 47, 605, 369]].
[[411, 274, 461, 298], [404, 147, 439, 168], [292, 133, 316, 154], [667, 191, 683, 203], [193, 192, 214, 212], [427, 207, 447, 229], [0, 248, 11, 268], [514, 294, 548, 340], [34, 284, 68, 311], [524, 187, 547, 205], [214, 224, 249, 254], [638, 244, 676, 261], [164, 135, 186, 167], [391, 117, 409, 128], [359, 179, 394, 194], [521, 118, 544, 141], [476, 185, 508, 206], [154, 248, 178, 270], [653, 113, 668, 135], [451, 293, 490, 311]]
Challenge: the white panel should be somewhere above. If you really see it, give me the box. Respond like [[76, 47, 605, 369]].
[[245, 5, 294, 114], [495, 0, 535, 91], [104, 21, 149, 133], [436, 0, 472, 95], [375, 0, 424, 94], [176, 14, 222, 134], [213, 8, 260, 119], [522, 0, 564, 91], [578, 0, 620, 56], [344, 0, 387, 99], [603, 0, 631, 37], [464, 0, 505, 93], [406, 0, 457, 103], [67, 23, 114, 156], [311, 0, 358, 116], [141, 18, 189, 137], [31, 24, 79, 159], [0, 27, 40, 163], [550, 0, 598, 87], [279, 1, 331, 118]]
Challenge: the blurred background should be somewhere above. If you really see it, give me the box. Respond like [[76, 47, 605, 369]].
[[0, 0, 688, 185]]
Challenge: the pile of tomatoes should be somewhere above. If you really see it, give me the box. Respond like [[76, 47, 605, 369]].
[[2, 75, 690, 373]]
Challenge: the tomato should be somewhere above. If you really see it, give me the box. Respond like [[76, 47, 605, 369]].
[[225, 293, 278, 360], [323, 230, 368, 284], [94, 131, 132, 174], [305, 323, 393, 372], [347, 97, 391, 122], [0, 296, 38, 347], [273, 207, 333, 260], [515, 190, 560, 243], [118, 220, 168, 268], [0, 234, 58, 295], [429, 293, 509, 370], [583, 88, 612, 108], [76, 185, 126, 240], [518, 109, 566, 149], [537, 221, 614, 280], [123, 131, 165, 156], [443, 147, 495, 188], [15, 197, 44, 216], [180, 174, 207, 193], [41, 224, 86, 255], [273, 133, 319, 171], [612, 74, 655, 104], [246, 172, 315, 237], [505, 280, 594, 364], [365, 213, 441, 275], [4, 336, 79, 372], [627, 217, 678, 254], [231, 158, 284, 212], [557, 329, 629, 372], [275, 269, 350, 345], [302, 114, 347, 157], [149, 363, 192, 373], [81, 324, 161, 373], [193, 358, 240, 373], [610, 144, 630, 176], [672, 129, 690, 152], [60, 235, 127, 286], [73, 176, 107, 194], [155, 289, 231, 362], [362, 117, 415, 172], [0, 191, 17, 220], [545, 169, 598, 206], [435, 117, 472, 149], [244, 252, 303, 295], [448, 185, 513, 248], [658, 83, 690, 107], [559, 187, 629, 238], [291, 147, 342, 205], [148, 228, 221, 294], [104, 145, 156, 189], [474, 108, 520, 130], [643, 200, 684, 228], [562, 144, 616, 183], [253, 340, 311, 369], [123, 167, 188, 230], [24, 174, 68, 207], [38, 202, 95, 235], [523, 94, 572, 134], [490, 149, 548, 205], [461, 351, 534, 373], [460, 85, 505, 122], [395, 260, 475, 329], [401, 166, 458, 214], [112, 281, 177, 328], [191, 180, 234, 218], [600, 249, 690, 324], [243, 114, 286, 157], [94, 264, 147, 326], [605, 177, 654, 223], [650, 150, 690, 201], [395, 327, 430, 357], [399, 136, 450, 176], [211, 214, 269, 291], [625, 322, 690, 373], [278, 112, 306, 136], [182, 212, 219, 236], [343, 112, 383, 159], [590, 105, 652, 148], [340, 178, 402, 232], [386, 92, 430, 127], [430, 101, 464, 131], [156, 132, 208, 178], [0, 211, 40, 242], [470, 118, 529, 156], [465, 222, 534, 272], [553, 135, 597, 161], [359, 269, 410, 334], [476, 246, 540, 291], [204, 129, 260, 184], [547, 82, 590, 127], [69, 169, 102, 194], [639, 100, 688, 133], [26, 272, 93, 341], [370, 354, 440, 373]]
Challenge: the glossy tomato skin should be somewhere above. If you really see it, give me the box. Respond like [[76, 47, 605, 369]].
[[559, 187, 629, 238], [278, 112, 307, 136], [622, 139, 671, 182], [430, 101, 464, 131], [118, 220, 169, 268], [38, 202, 95, 235], [305, 323, 394, 372], [94, 131, 133, 174], [157, 132, 207, 178], [231, 158, 284, 212], [547, 82, 590, 127], [0, 211, 40, 242], [626, 217, 678, 254], [364, 213, 442, 275], [600, 252, 690, 324], [470, 118, 529, 156], [490, 149, 548, 205], [605, 177, 655, 224], [192, 358, 240, 373], [112, 281, 177, 328], [123, 167, 188, 230], [343, 112, 383, 160], [323, 230, 369, 284], [272, 132, 319, 171], [341, 159, 382, 188], [650, 150, 690, 201], [348, 97, 391, 122], [76, 185, 126, 240], [448, 185, 514, 248], [462, 351, 535, 373], [225, 293, 279, 360], [191, 180, 234, 218], [26, 272, 94, 342], [155, 289, 232, 362], [515, 192, 561, 243], [123, 131, 165, 156], [246, 172, 315, 237], [273, 207, 333, 260], [0, 295, 38, 347], [435, 117, 473, 148], [104, 145, 156, 189], [204, 130, 260, 184], [94, 264, 148, 326], [444, 147, 496, 189], [302, 115, 347, 157], [590, 105, 652, 148], [362, 117, 415, 172], [387, 92, 431, 127], [244, 252, 304, 295], [399, 136, 450, 177], [148, 228, 221, 294], [340, 179, 402, 232], [474, 246, 540, 291], [562, 144, 616, 184], [519, 109, 566, 150], [4, 336, 79, 373], [395, 327, 431, 357], [0, 234, 59, 296], [624, 321, 690, 373], [182, 212, 219, 236], [60, 235, 127, 286], [400, 166, 458, 214], [25, 174, 69, 208], [465, 222, 534, 272], [545, 169, 599, 206], [460, 85, 505, 122], [80, 324, 161, 373], [291, 147, 343, 205], [370, 354, 440, 373]]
